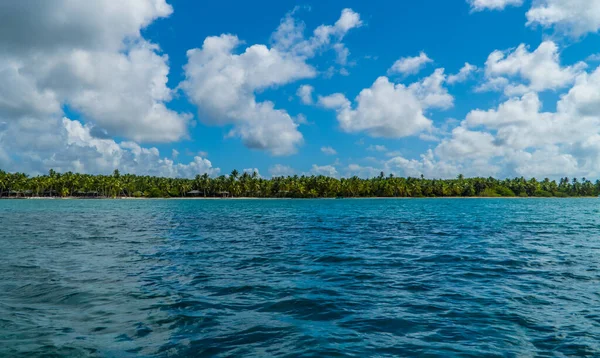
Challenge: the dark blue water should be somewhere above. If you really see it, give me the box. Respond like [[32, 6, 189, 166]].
[[1, 199, 600, 357]]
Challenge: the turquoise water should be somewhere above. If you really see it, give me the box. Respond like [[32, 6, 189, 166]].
[[1, 198, 599, 357]]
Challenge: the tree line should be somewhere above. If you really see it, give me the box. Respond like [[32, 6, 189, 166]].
[[1, 169, 599, 198]]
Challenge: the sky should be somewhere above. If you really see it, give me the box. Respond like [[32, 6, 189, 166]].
[[2, 0, 600, 179]]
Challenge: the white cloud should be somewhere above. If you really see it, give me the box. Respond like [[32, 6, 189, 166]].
[[464, 91, 599, 151], [0, 117, 219, 177], [367, 145, 388, 152], [243, 168, 261, 177], [447, 63, 478, 84], [269, 164, 296, 177], [474, 77, 510, 93], [423, 64, 600, 179], [388, 52, 433, 76], [297, 84, 315, 105], [385, 151, 403, 157], [318, 93, 351, 109], [321, 146, 337, 155], [436, 126, 503, 160], [294, 113, 309, 125], [181, 34, 312, 155], [309, 164, 339, 177], [182, 9, 363, 156], [481, 41, 587, 95], [408, 68, 454, 109], [0, 1, 190, 144], [0, 0, 174, 54], [558, 66, 600, 116], [346, 164, 382, 178], [468, 0, 523, 12], [419, 133, 440, 142], [386, 150, 469, 178], [320, 69, 453, 139], [526, 0, 600, 37], [587, 53, 600, 62], [0, 0, 204, 177], [271, 8, 362, 64], [319, 77, 433, 138], [344, 151, 493, 180], [64, 42, 191, 142], [505, 146, 579, 178]]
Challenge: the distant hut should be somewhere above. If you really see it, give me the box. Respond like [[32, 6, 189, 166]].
[[43, 190, 58, 197], [8, 190, 21, 198], [218, 191, 230, 198], [278, 190, 290, 198], [186, 190, 202, 197], [86, 191, 99, 198]]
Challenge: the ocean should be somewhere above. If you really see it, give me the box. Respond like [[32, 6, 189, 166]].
[[1, 198, 599, 356]]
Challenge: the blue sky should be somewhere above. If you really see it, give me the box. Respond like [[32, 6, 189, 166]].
[[2, 0, 600, 179]]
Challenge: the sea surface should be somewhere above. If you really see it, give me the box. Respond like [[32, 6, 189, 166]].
[[1, 198, 600, 357]]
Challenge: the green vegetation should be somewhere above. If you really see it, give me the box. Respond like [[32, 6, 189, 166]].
[[0, 169, 599, 198], [0, 170, 600, 198]]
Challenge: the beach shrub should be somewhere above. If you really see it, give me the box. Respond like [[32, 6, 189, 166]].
[[495, 187, 516, 197], [534, 190, 553, 197], [146, 187, 163, 198], [462, 186, 475, 197], [480, 188, 501, 197], [553, 191, 569, 197]]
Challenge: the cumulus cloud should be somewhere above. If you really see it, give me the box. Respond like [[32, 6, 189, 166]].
[[319, 68, 453, 138], [182, 8, 363, 155], [388, 52, 433, 76], [297, 84, 315, 105], [346, 150, 487, 179], [319, 77, 431, 137], [480, 41, 587, 95], [408, 68, 454, 109], [321, 146, 337, 155], [340, 60, 600, 180], [447, 63, 478, 84], [269, 164, 296, 177], [0, 0, 190, 143], [386, 150, 471, 178], [587, 53, 600, 62], [309, 164, 339, 177], [0, 0, 174, 54], [423, 63, 600, 179], [181, 35, 311, 155], [468, 0, 523, 12], [367, 145, 388, 152], [243, 168, 261, 177], [436, 126, 503, 160], [318, 93, 351, 109], [526, 0, 600, 37], [272, 8, 362, 59], [345, 164, 382, 178], [0, 117, 219, 177]]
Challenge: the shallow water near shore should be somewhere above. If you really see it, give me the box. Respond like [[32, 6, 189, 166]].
[[1, 198, 599, 357]]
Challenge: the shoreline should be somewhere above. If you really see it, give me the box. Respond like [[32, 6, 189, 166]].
[[1, 196, 597, 200]]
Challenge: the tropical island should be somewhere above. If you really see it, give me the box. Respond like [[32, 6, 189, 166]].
[[1, 169, 598, 199]]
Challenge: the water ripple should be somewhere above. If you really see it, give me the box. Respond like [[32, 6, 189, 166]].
[[1, 198, 600, 356]]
